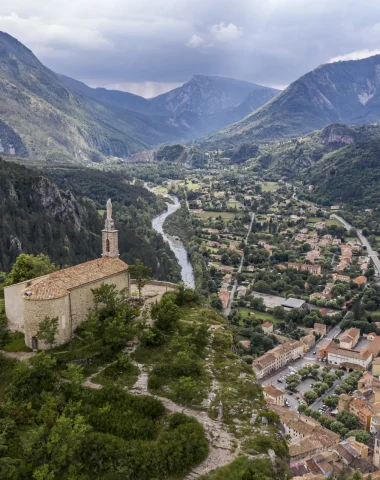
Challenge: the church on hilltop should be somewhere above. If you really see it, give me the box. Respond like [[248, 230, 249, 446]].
[[4, 199, 130, 350]]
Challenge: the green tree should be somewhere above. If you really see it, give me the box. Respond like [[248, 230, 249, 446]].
[[286, 374, 300, 392], [152, 298, 180, 332], [129, 259, 152, 301], [5, 254, 57, 286], [304, 391, 318, 405], [324, 396, 339, 408], [172, 376, 203, 405], [336, 411, 360, 430], [37, 316, 59, 351], [0, 313, 11, 349], [345, 429, 370, 445]]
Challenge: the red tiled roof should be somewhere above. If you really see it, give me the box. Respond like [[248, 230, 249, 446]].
[[22, 257, 129, 301]]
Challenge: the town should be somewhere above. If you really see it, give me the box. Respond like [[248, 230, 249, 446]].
[[147, 167, 380, 477]]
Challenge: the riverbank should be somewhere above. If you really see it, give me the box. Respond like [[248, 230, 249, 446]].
[[163, 199, 211, 295], [146, 184, 195, 289]]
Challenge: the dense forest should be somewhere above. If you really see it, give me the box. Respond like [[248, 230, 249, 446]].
[[304, 139, 380, 208], [0, 159, 102, 273]]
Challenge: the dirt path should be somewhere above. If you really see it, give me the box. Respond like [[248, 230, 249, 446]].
[[0, 351, 36, 360], [129, 360, 238, 478]]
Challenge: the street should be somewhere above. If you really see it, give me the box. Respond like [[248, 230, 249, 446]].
[[223, 212, 255, 317]]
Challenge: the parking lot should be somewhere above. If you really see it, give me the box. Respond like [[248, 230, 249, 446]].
[[260, 325, 346, 413]]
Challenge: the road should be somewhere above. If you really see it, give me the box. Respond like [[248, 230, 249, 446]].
[[332, 214, 380, 278], [223, 212, 255, 317]]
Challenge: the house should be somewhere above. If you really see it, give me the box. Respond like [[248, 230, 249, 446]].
[[315, 222, 326, 230], [324, 341, 373, 370], [239, 340, 251, 350], [373, 358, 380, 377], [301, 332, 316, 352], [340, 328, 360, 349], [218, 289, 230, 309], [263, 385, 285, 406], [354, 275, 368, 286], [288, 263, 322, 275], [261, 321, 273, 334], [369, 336, 380, 357], [4, 200, 130, 350], [374, 429, 380, 468], [236, 286, 247, 298], [323, 283, 334, 294], [338, 394, 373, 430], [272, 406, 339, 460], [332, 274, 350, 282], [252, 340, 304, 379], [314, 323, 327, 338]]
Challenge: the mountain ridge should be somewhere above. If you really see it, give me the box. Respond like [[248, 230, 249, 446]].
[[202, 54, 380, 148]]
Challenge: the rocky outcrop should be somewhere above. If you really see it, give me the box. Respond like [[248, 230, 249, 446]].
[[319, 124, 355, 145], [32, 177, 85, 231]]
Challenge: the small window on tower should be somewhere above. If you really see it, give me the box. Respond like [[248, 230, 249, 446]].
[[106, 238, 110, 253]]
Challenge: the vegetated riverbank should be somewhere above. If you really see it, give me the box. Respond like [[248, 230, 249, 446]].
[[151, 195, 195, 289], [163, 199, 211, 296]]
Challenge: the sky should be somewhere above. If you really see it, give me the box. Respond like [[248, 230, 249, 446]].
[[1, 0, 380, 97]]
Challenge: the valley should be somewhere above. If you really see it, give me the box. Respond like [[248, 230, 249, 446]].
[[3, 23, 380, 480]]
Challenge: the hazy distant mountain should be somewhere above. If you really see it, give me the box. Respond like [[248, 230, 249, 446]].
[[0, 32, 191, 163], [150, 74, 279, 116], [58, 74, 163, 116], [203, 55, 380, 148], [0, 31, 280, 163], [60, 73, 280, 139]]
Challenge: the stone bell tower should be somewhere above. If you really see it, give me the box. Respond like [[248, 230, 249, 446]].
[[102, 199, 119, 258]]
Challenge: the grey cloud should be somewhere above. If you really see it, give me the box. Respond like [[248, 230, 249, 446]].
[[1, 0, 380, 96]]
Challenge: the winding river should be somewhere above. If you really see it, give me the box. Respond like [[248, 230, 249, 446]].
[[148, 188, 195, 289]]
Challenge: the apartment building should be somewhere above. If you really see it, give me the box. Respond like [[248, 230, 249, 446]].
[[252, 340, 304, 379], [324, 341, 373, 370]]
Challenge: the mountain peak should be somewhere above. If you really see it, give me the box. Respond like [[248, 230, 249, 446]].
[[203, 53, 380, 148]]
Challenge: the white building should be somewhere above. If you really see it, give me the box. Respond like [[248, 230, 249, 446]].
[[252, 340, 304, 379]]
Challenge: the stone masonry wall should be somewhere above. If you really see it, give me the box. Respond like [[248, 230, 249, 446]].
[[69, 270, 129, 331], [24, 295, 70, 349], [23, 270, 129, 350]]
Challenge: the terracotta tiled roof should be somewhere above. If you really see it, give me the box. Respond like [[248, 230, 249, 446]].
[[341, 327, 360, 342], [263, 384, 284, 398], [262, 321, 273, 328], [22, 257, 129, 301]]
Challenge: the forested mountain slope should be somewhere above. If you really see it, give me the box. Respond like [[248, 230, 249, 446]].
[[247, 123, 380, 176], [303, 138, 380, 208], [0, 158, 102, 272]]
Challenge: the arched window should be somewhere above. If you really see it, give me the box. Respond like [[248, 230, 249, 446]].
[[106, 238, 110, 253]]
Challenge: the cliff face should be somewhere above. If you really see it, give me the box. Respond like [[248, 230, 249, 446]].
[[0, 158, 102, 272], [33, 177, 85, 232]]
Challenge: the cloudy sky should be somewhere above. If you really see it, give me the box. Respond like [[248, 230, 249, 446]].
[[1, 0, 380, 97]]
